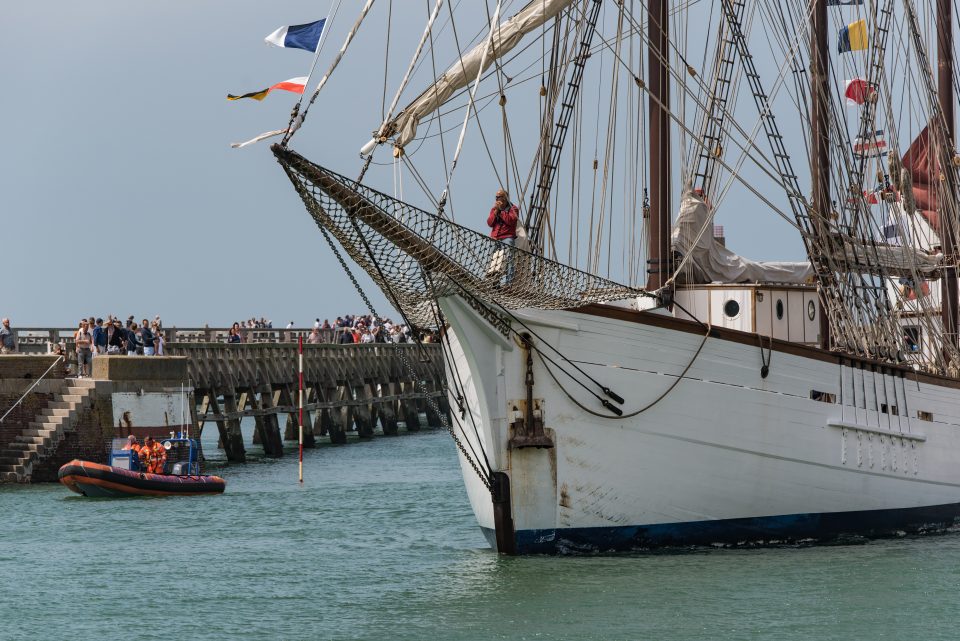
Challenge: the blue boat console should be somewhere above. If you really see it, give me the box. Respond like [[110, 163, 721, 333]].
[[109, 434, 202, 476]]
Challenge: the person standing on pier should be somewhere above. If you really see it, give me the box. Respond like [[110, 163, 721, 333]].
[[0, 318, 16, 354], [140, 319, 155, 356], [107, 320, 124, 354], [75, 320, 93, 377], [92, 318, 107, 355], [124, 321, 142, 356]]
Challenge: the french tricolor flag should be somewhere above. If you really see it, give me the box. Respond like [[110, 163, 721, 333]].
[[265, 19, 326, 53]]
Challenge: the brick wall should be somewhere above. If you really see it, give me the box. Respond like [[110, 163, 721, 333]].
[[31, 397, 116, 482], [0, 391, 55, 451]]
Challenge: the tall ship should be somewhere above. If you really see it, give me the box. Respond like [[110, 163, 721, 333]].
[[261, 0, 960, 553]]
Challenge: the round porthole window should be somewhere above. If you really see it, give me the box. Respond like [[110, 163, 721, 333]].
[[775, 299, 784, 320], [807, 300, 816, 321], [724, 299, 740, 319]]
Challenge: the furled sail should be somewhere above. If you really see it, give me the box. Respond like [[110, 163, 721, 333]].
[[835, 235, 941, 276], [901, 126, 939, 231], [373, 0, 577, 151], [671, 192, 814, 284]]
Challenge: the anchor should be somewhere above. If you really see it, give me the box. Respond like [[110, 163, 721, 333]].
[[508, 333, 554, 450]]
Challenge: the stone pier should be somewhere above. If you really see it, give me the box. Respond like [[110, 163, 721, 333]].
[[0, 342, 449, 482]]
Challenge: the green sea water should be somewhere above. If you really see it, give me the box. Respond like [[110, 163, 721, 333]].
[[2, 427, 960, 641]]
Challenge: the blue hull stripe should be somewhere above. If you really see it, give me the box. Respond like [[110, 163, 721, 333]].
[[481, 502, 960, 554]]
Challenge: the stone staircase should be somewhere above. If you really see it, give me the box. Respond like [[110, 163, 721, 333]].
[[0, 378, 97, 482]]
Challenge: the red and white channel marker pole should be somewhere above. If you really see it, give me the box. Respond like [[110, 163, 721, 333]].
[[298, 334, 304, 483]]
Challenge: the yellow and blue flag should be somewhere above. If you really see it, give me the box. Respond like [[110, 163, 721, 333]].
[[838, 19, 868, 53]]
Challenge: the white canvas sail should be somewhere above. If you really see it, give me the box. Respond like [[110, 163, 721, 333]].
[[377, 0, 577, 150], [671, 192, 814, 284]]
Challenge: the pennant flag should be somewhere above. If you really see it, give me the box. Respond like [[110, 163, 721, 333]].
[[844, 78, 876, 106], [838, 19, 869, 53], [827, 0, 864, 5], [228, 77, 308, 101], [265, 19, 326, 53], [853, 129, 887, 158]]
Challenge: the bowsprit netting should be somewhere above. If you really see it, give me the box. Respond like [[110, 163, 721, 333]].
[[273, 145, 647, 327]]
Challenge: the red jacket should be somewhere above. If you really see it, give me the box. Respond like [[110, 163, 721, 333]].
[[487, 204, 519, 240]]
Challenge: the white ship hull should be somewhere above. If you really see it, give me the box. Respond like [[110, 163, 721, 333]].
[[439, 295, 960, 554]]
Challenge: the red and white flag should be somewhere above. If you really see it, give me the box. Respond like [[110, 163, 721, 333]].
[[845, 78, 876, 106], [228, 77, 308, 101], [853, 130, 887, 158]]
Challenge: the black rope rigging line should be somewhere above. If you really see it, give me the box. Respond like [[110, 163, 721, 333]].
[[310, 216, 494, 492], [757, 332, 772, 379], [671, 298, 710, 334], [534, 323, 712, 421], [443, 277, 626, 411]]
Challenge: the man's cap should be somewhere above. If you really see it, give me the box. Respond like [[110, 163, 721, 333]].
[[96, 318, 103, 324]]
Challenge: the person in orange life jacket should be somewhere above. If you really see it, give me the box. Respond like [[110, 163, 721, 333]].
[[138, 436, 153, 468], [487, 189, 519, 283], [122, 435, 141, 469], [139, 436, 166, 474], [122, 435, 140, 452], [151, 440, 167, 474]]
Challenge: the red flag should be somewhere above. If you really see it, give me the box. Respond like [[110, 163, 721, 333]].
[[845, 78, 875, 106]]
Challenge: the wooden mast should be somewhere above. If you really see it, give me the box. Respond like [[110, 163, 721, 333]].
[[810, 0, 831, 350], [647, 0, 671, 292], [938, 0, 958, 354]]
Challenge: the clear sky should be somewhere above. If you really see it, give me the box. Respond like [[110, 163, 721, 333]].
[[1, 1, 812, 328]]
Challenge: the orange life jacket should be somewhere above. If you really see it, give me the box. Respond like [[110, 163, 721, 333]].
[[150, 442, 167, 473]]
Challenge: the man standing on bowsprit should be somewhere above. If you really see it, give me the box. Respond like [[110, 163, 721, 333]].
[[487, 189, 519, 283]]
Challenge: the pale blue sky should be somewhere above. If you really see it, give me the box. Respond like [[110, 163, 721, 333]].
[[1, 1, 819, 327]]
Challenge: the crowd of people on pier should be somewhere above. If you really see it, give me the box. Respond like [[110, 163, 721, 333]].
[[0, 313, 439, 371], [68, 315, 165, 377], [237, 317, 274, 329], [327, 315, 416, 344], [224, 314, 434, 345]]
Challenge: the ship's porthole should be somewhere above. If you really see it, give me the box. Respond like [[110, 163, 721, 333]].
[[724, 299, 740, 319], [775, 299, 784, 320], [807, 300, 816, 321]]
